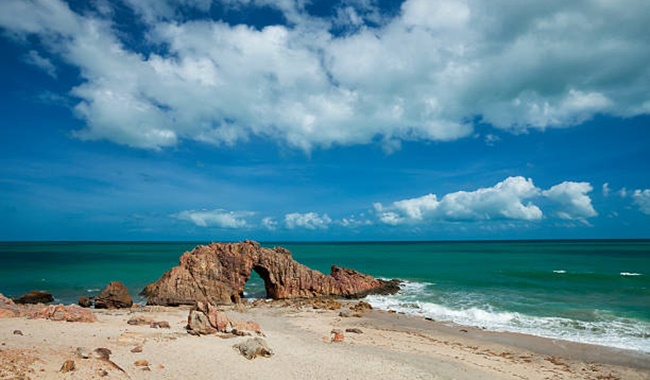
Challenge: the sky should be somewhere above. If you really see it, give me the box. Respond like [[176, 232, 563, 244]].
[[0, 0, 649, 241]]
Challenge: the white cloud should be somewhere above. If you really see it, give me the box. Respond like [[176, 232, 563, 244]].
[[619, 188, 628, 198], [174, 209, 253, 228], [632, 189, 650, 215], [542, 181, 597, 220], [339, 214, 372, 228], [261, 216, 278, 230], [24, 50, 56, 77], [1, 0, 649, 150], [602, 183, 610, 197], [375, 176, 543, 225], [284, 212, 332, 230]]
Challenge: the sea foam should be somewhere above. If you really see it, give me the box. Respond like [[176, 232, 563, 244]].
[[365, 280, 650, 353]]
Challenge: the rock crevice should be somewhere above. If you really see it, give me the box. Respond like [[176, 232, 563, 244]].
[[142, 241, 399, 306]]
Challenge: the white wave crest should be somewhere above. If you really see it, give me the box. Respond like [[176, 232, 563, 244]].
[[620, 272, 642, 276], [553, 270, 566, 274], [364, 281, 650, 353]]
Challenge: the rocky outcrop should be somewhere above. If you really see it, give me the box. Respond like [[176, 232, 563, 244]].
[[0, 293, 20, 318], [12, 290, 54, 304], [186, 301, 261, 336], [26, 304, 97, 322], [95, 282, 133, 309], [142, 240, 399, 306]]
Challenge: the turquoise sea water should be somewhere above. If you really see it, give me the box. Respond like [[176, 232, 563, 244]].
[[0, 240, 648, 352]]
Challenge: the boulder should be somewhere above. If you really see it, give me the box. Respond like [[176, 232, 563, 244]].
[[187, 309, 217, 335], [233, 338, 274, 360], [78, 296, 92, 308], [12, 290, 54, 305], [0, 293, 20, 318], [142, 241, 400, 305], [95, 282, 133, 309]]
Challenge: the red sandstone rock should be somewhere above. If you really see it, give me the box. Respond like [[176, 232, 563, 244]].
[[142, 241, 399, 305], [187, 309, 217, 335], [27, 304, 97, 322], [78, 296, 92, 308], [127, 316, 153, 326], [0, 293, 20, 318], [95, 282, 133, 309], [331, 329, 345, 342]]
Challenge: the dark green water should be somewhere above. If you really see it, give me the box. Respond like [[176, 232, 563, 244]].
[[0, 240, 648, 351]]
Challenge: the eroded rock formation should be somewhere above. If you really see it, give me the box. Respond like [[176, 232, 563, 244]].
[[94, 282, 133, 309], [142, 240, 399, 306], [0, 293, 20, 318]]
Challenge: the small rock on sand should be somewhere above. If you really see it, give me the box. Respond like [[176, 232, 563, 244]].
[[131, 345, 143, 353], [233, 338, 274, 360], [134, 359, 149, 367], [60, 360, 75, 373], [331, 329, 345, 342]]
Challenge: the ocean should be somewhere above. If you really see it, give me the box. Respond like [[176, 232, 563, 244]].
[[0, 240, 648, 352]]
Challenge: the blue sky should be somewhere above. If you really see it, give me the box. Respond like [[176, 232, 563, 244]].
[[0, 0, 649, 241]]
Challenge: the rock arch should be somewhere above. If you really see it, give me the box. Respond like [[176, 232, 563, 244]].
[[142, 241, 399, 306]]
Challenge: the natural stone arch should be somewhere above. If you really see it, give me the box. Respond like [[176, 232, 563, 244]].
[[142, 240, 400, 306], [249, 264, 274, 299]]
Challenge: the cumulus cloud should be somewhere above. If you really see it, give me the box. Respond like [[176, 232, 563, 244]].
[[632, 189, 650, 215], [542, 181, 597, 220], [375, 176, 600, 225], [1, 0, 649, 150], [284, 212, 332, 230], [174, 209, 254, 228], [375, 176, 543, 225]]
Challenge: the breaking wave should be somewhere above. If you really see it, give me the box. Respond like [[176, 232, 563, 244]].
[[365, 280, 650, 353]]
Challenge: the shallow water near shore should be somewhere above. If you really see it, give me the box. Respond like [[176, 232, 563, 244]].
[[0, 240, 648, 352]]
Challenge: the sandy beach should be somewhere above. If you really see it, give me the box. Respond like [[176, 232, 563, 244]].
[[1, 300, 648, 380]]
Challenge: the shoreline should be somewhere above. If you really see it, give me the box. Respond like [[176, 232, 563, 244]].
[[1, 300, 648, 379]]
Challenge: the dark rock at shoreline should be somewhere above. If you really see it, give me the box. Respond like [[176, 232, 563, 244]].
[[78, 296, 92, 308], [95, 282, 133, 309], [12, 290, 54, 305], [142, 240, 401, 306]]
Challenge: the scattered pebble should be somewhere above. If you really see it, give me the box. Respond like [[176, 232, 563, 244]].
[[134, 359, 149, 367], [150, 320, 171, 329], [345, 328, 363, 334], [12, 330, 23, 336], [60, 360, 75, 373], [75, 347, 91, 359], [331, 329, 344, 342], [131, 345, 143, 353], [93, 347, 112, 360]]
